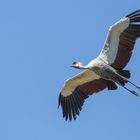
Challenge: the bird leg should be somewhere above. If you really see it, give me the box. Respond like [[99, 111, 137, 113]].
[[127, 80, 140, 90], [122, 86, 140, 97], [115, 80, 140, 97]]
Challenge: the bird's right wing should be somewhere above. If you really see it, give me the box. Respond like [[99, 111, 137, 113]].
[[58, 70, 107, 121]]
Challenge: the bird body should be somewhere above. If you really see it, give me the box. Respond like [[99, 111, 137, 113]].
[[87, 58, 118, 81], [59, 9, 140, 121]]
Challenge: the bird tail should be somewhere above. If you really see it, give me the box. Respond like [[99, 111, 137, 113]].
[[117, 69, 131, 79], [106, 80, 118, 90], [116, 76, 127, 86]]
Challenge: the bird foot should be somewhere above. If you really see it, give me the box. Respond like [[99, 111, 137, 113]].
[[137, 86, 140, 90], [131, 91, 140, 97]]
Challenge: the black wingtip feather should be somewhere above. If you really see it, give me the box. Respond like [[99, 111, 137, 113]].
[[126, 9, 140, 18], [130, 17, 140, 23], [67, 98, 72, 121], [58, 86, 89, 121], [74, 92, 82, 111], [65, 98, 69, 121], [58, 93, 61, 108], [71, 95, 77, 120], [126, 10, 140, 23]]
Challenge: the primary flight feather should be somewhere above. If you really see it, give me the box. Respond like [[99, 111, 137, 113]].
[[58, 9, 140, 121]]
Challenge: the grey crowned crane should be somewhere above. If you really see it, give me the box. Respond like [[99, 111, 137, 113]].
[[58, 9, 140, 121]]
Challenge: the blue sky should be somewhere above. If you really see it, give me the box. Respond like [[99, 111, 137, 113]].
[[0, 0, 140, 140]]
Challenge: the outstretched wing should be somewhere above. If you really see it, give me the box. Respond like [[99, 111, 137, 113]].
[[99, 9, 140, 69], [58, 70, 107, 121]]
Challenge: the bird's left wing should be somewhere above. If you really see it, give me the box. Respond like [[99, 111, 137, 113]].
[[58, 70, 107, 121], [99, 9, 140, 69]]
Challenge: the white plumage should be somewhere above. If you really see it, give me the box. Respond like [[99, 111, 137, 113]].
[[99, 17, 130, 64]]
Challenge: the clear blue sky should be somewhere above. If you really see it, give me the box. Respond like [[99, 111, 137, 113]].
[[0, 0, 140, 140]]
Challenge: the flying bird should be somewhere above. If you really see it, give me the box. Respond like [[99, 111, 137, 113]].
[[58, 9, 140, 121]]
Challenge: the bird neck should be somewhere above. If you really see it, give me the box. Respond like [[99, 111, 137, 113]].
[[78, 65, 89, 69]]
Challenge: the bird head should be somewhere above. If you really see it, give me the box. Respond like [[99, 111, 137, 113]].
[[71, 61, 83, 69]]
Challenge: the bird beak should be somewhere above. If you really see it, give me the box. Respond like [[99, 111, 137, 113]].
[[70, 64, 75, 68], [71, 64, 80, 69]]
